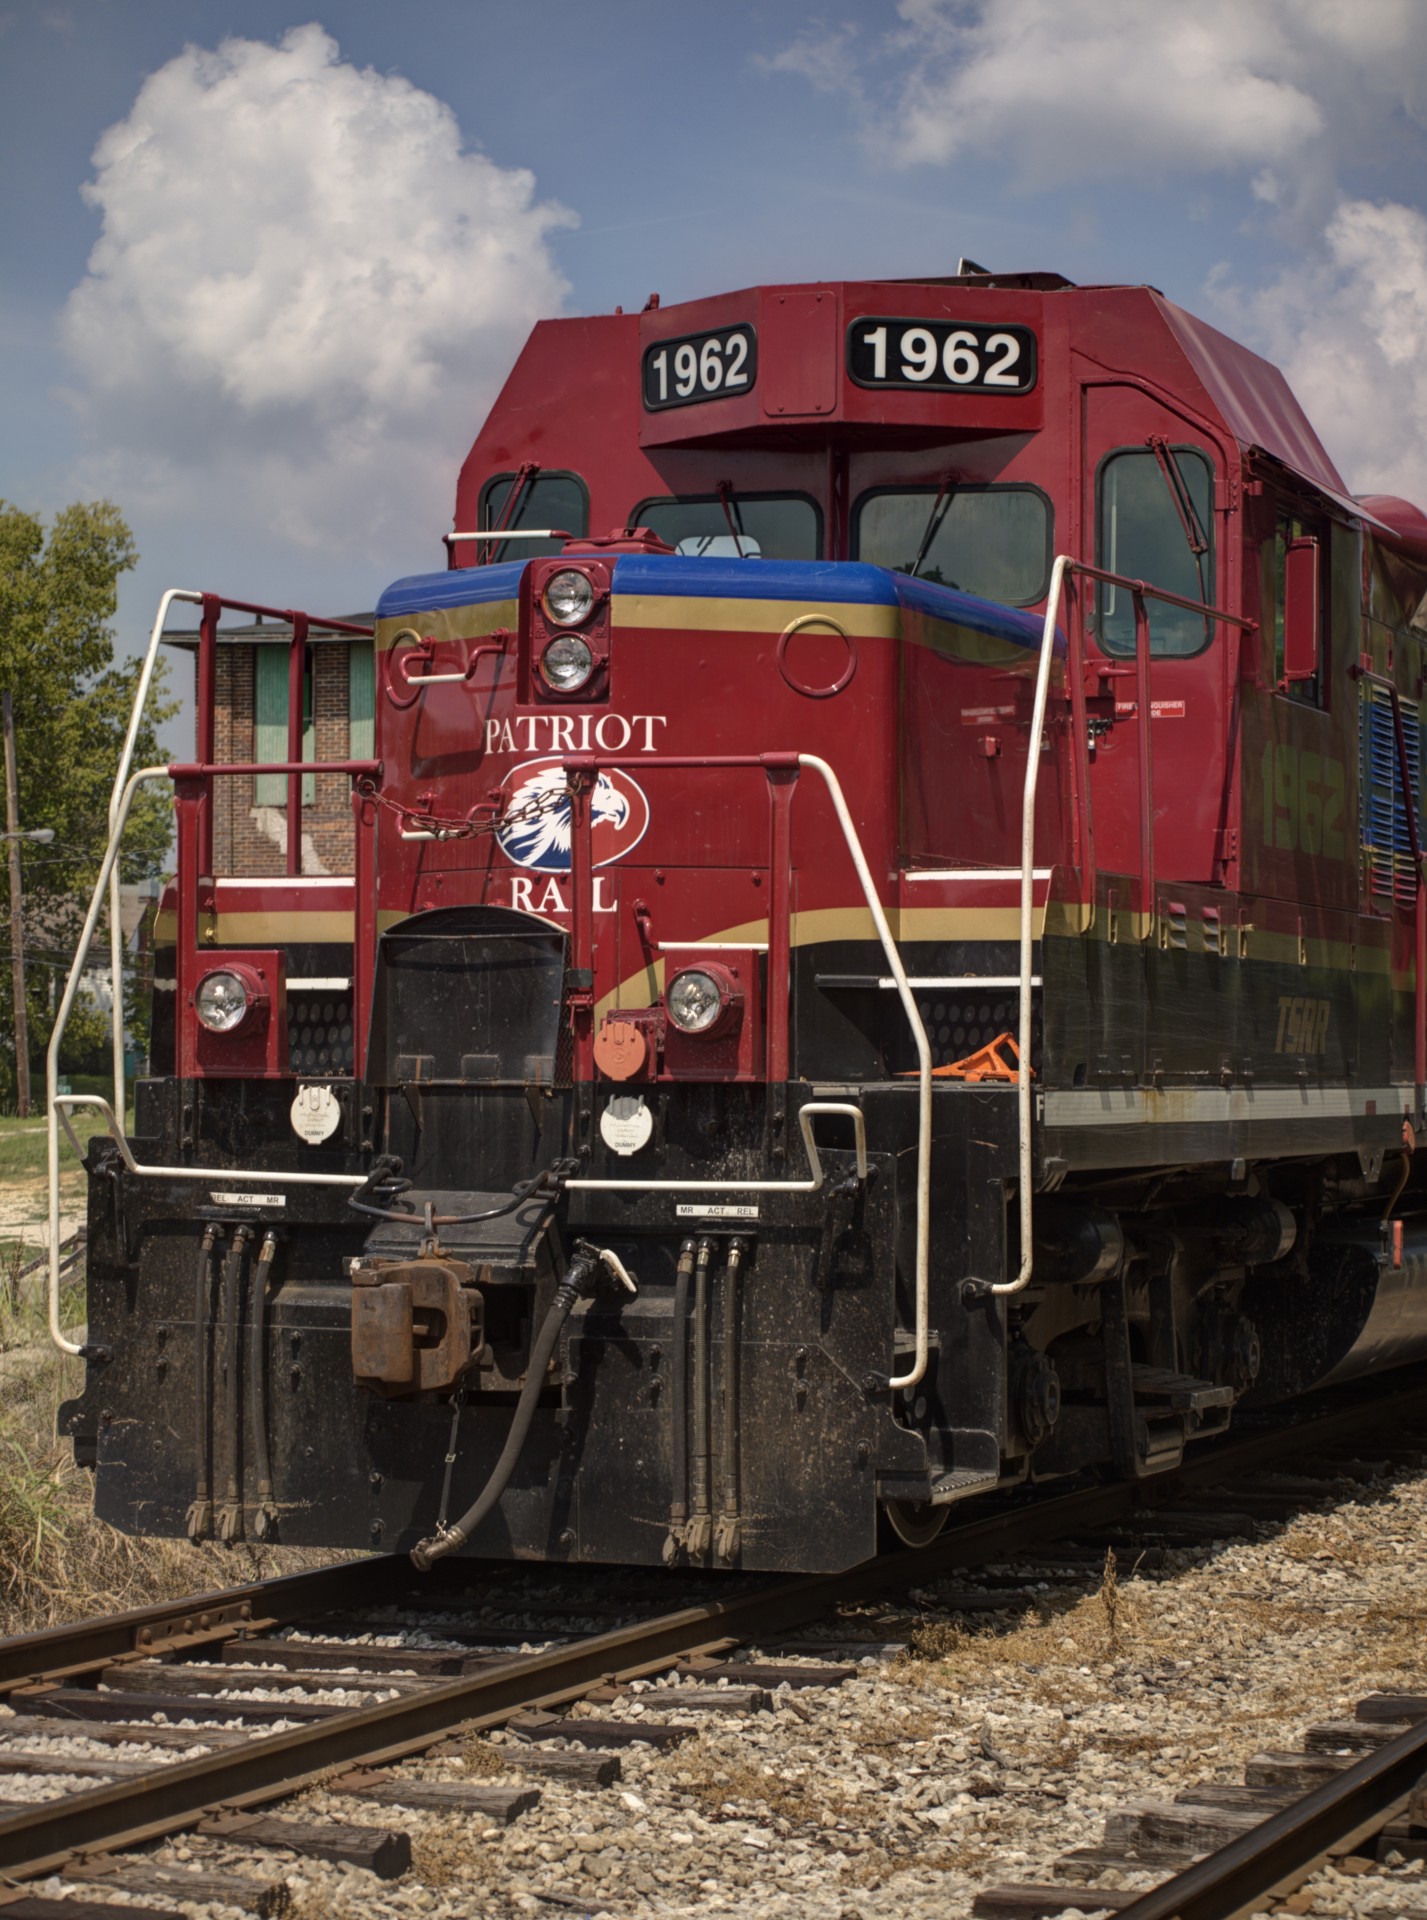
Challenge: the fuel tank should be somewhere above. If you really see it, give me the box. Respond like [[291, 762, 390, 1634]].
[[1247, 1218, 1427, 1401]]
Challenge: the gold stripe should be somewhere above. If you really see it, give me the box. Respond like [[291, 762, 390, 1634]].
[[153, 909, 355, 945], [613, 595, 900, 640], [374, 602, 518, 653], [597, 905, 1050, 1022]]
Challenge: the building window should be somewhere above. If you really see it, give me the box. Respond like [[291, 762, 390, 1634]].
[[349, 642, 374, 759], [254, 648, 314, 804]]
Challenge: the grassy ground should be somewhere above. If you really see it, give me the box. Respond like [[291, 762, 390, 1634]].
[[0, 1103, 127, 1182], [0, 1141, 340, 1637]]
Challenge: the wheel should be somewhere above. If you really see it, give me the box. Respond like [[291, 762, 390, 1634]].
[[880, 1498, 949, 1549]]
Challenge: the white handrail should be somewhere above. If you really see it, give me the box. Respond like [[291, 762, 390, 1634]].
[[990, 553, 1070, 1299], [567, 752, 933, 1392], [57, 1094, 368, 1190], [797, 755, 931, 1389], [49, 764, 172, 1354], [107, 589, 202, 1120]]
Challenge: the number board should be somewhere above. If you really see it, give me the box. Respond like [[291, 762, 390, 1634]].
[[848, 317, 1037, 395], [643, 324, 757, 411]]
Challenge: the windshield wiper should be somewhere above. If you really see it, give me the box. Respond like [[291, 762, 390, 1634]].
[[1147, 434, 1210, 610], [907, 477, 956, 581], [715, 480, 747, 558], [480, 461, 539, 566]]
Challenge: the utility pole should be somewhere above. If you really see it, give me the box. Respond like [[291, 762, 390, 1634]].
[[2, 694, 29, 1119]]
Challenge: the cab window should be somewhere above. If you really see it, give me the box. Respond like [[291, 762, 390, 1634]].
[[1096, 446, 1215, 657], [634, 493, 821, 560], [853, 485, 1051, 605], [477, 472, 588, 562]]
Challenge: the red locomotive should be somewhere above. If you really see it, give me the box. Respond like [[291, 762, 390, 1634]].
[[52, 266, 1427, 1569]]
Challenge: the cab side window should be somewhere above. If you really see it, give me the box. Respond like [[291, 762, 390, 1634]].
[[1095, 446, 1215, 657], [476, 472, 589, 562]]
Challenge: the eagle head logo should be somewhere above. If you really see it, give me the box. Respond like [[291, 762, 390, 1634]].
[[496, 761, 649, 872]]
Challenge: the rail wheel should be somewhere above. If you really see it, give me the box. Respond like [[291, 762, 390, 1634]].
[[880, 1498, 949, 1549]]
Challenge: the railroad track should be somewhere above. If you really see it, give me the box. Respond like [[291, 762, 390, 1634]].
[[0, 1373, 1424, 1916], [973, 1688, 1427, 1920]]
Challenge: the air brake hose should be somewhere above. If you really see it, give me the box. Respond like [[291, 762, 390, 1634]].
[[410, 1243, 636, 1571]]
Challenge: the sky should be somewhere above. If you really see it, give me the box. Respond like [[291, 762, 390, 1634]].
[[6, 0, 1427, 753]]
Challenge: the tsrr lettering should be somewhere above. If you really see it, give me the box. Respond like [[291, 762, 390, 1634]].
[[1275, 995, 1331, 1055]]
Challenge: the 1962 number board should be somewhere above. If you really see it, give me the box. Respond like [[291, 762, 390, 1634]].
[[643, 324, 757, 411], [847, 317, 1037, 395]]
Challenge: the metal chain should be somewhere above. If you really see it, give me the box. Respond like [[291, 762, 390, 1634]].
[[363, 779, 569, 844]]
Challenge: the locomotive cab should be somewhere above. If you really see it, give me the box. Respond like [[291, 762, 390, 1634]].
[[52, 268, 1427, 1570]]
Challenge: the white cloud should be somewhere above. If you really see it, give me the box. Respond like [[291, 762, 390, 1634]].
[[1220, 198, 1427, 505], [884, 0, 1326, 186], [766, 1, 1427, 509], [61, 24, 573, 556], [770, 1, 1427, 209]]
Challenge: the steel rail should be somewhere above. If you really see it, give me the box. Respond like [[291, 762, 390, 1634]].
[[0, 1370, 1421, 1881], [0, 1552, 419, 1691], [1112, 1722, 1427, 1920]]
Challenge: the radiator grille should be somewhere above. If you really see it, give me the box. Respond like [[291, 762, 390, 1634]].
[[288, 990, 355, 1076]]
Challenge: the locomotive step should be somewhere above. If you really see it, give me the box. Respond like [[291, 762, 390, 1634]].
[[1130, 1366, 1235, 1412]]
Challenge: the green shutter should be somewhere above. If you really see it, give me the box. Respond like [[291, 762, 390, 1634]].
[[254, 647, 315, 806], [349, 643, 375, 759], [254, 649, 286, 804]]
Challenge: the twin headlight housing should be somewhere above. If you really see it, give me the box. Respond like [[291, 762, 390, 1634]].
[[538, 567, 600, 693]]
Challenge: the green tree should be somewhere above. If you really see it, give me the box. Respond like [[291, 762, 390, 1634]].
[[0, 502, 175, 1103]]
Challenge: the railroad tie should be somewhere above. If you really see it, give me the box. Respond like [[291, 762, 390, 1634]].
[[334, 1775, 541, 1823]]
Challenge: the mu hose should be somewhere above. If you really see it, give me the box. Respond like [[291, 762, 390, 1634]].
[[411, 1277, 578, 1571]]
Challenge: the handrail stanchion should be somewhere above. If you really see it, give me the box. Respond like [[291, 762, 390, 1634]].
[[566, 758, 597, 1087], [351, 782, 377, 1084], [285, 613, 309, 878], [1133, 587, 1155, 933], [763, 756, 799, 1105], [1063, 571, 1096, 901], [172, 774, 205, 1083]]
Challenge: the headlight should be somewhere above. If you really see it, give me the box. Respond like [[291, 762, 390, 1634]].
[[195, 969, 249, 1033], [542, 568, 596, 626], [539, 634, 595, 692], [666, 969, 725, 1034]]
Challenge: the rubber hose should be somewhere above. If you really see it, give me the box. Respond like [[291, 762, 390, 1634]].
[[188, 1225, 220, 1536], [411, 1278, 577, 1570], [246, 1233, 278, 1536]]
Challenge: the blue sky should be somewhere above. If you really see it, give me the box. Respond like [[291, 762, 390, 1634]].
[[5, 0, 1427, 751]]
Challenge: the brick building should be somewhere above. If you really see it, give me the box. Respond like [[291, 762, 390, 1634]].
[[171, 618, 374, 876]]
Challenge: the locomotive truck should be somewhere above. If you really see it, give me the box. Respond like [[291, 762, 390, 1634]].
[[49, 265, 1427, 1570]]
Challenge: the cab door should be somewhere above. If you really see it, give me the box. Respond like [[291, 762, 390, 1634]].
[[1079, 383, 1235, 895]]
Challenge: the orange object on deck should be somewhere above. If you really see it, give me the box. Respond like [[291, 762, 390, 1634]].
[[928, 1030, 1029, 1083]]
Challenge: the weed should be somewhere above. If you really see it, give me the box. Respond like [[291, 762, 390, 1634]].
[[1099, 1546, 1121, 1651]]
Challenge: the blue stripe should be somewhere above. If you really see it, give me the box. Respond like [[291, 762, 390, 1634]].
[[378, 554, 1054, 651], [377, 562, 525, 619]]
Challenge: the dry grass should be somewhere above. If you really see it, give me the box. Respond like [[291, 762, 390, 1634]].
[[0, 1267, 338, 1637]]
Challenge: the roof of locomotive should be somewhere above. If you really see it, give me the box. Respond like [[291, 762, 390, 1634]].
[[456, 272, 1403, 533]]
